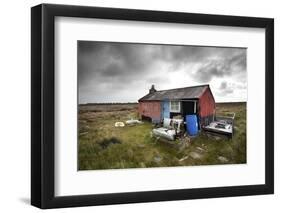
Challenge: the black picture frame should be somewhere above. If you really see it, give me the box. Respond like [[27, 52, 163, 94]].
[[31, 3, 274, 209]]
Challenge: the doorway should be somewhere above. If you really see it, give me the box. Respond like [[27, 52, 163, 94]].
[[182, 100, 197, 115]]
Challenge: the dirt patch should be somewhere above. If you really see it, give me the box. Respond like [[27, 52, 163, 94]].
[[98, 137, 122, 149]]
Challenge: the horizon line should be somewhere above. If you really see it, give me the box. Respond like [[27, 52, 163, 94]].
[[79, 101, 247, 105]]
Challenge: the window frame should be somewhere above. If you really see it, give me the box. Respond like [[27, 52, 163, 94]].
[[170, 100, 181, 113]]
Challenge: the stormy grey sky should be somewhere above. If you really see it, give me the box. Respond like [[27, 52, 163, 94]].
[[78, 41, 247, 104]]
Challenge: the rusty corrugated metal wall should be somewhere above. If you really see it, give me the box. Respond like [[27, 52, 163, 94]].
[[198, 88, 216, 126], [138, 101, 161, 123]]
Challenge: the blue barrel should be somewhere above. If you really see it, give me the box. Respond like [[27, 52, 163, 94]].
[[186, 115, 198, 136]]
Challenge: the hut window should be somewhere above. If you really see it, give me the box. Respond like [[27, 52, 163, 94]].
[[170, 101, 180, 112]]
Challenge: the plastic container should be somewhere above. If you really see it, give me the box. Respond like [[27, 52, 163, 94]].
[[186, 115, 198, 136]]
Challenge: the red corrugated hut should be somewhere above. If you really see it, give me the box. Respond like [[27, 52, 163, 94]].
[[138, 84, 216, 127]]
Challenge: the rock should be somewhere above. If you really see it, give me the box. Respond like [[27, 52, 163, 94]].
[[179, 156, 189, 162], [218, 156, 229, 163], [154, 156, 162, 163], [189, 152, 203, 160], [196, 147, 205, 152]]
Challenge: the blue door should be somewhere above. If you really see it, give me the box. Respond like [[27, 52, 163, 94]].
[[162, 100, 170, 119]]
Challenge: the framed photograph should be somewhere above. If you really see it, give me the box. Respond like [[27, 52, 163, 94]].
[[31, 4, 274, 209]]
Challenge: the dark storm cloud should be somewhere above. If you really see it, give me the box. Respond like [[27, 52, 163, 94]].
[[191, 49, 246, 83], [194, 61, 229, 82], [78, 41, 156, 84], [219, 81, 228, 90], [78, 41, 167, 103], [218, 81, 234, 95], [78, 41, 247, 103]]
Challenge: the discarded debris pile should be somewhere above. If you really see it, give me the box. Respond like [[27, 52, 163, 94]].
[[115, 119, 143, 127], [152, 118, 184, 141], [114, 122, 125, 127], [203, 113, 235, 138], [151, 118, 193, 152], [125, 119, 143, 125], [153, 128, 176, 141]]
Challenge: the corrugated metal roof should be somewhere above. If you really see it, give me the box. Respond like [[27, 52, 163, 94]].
[[139, 85, 209, 101]]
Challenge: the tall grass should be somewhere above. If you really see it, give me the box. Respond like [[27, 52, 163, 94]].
[[78, 103, 246, 170]]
